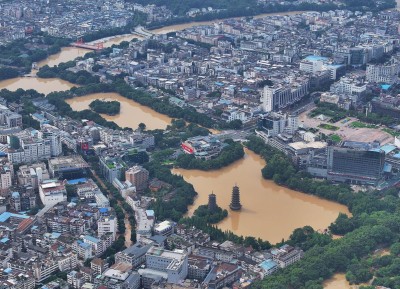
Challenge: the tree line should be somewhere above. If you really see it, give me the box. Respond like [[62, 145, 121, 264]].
[[245, 135, 400, 288], [175, 140, 244, 170]]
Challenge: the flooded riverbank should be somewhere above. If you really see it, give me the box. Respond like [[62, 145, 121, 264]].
[[150, 11, 304, 34], [66, 93, 172, 130], [0, 77, 77, 94], [172, 149, 350, 244]]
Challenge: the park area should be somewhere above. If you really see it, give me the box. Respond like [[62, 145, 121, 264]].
[[299, 108, 395, 145]]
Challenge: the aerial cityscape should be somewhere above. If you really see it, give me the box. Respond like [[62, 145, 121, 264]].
[[1, 0, 400, 288]]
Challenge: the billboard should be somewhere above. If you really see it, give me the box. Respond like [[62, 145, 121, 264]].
[[181, 143, 194, 154]]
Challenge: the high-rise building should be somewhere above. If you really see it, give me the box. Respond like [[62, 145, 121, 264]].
[[260, 78, 310, 112], [5, 129, 51, 164], [208, 192, 217, 212], [0, 104, 22, 128], [39, 125, 62, 157], [17, 163, 50, 189], [349, 47, 366, 66], [100, 157, 125, 183], [229, 185, 242, 211], [0, 162, 13, 190], [125, 165, 149, 191], [91, 258, 109, 275], [98, 215, 118, 241], [10, 191, 21, 211], [327, 141, 385, 185], [259, 112, 299, 137], [366, 60, 400, 84], [329, 76, 366, 96]]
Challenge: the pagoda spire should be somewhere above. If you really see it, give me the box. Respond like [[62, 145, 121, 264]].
[[208, 191, 217, 212], [229, 185, 242, 211]]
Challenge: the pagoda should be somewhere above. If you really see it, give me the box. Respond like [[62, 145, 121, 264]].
[[229, 185, 242, 211], [208, 192, 217, 212]]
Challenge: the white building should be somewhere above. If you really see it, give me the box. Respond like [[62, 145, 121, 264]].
[[259, 112, 299, 137], [83, 234, 113, 256], [38, 180, 67, 206], [0, 105, 22, 128], [271, 245, 303, 268], [95, 192, 110, 208], [366, 61, 400, 84], [330, 76, 366, 96], [33, 259, 59, 283], [260, 78, 310, 112], [0, 162, 12, 190], [154, 220, 174, 237], [98, 215, 117, 241], [221, 107, 249, 123], [299, 59, 324, 74], [145, 246, 188, 284], [67, 270, 85, 289], [39, 125, 63, 157], [73, 240, 93, 261], [6, 130, 51, 164], [17, 163, 50, 189]]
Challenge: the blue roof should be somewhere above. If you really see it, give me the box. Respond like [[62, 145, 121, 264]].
[[4, 268, 12, 274], [11, 192, 20, 198], [260, 259, 278, 271], [305, 55, 328, 61], [51, 232, 61, 239], [67, 178, 88, 185], [0, 212, 29, 222], [79, 241, 91, 249], [146, 210, 155, 217], [99, 207, 109, 214], [215, 82, 224, 86], [327, 64, 344, 68], [84, 235, 100, 244], [381, 144, 396, 154], [218, 99, 231, 105], [381, 84, 391, 90], [384, 163, 392, 173], [0, 237, 9, 243], [32, 113, 46, 120], [393, 153, 400, 159]]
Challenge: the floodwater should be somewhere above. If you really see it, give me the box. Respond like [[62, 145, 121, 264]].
[[323, 273, 370, 289], [323, 274, 352, 289], [150, 11, 304, 35], [172, 149, 350, 244], [124, 216, 132, 248], [0, 10, 352, 244], [0, 10, 307, 95], [0, 77, 77, 94], [66, 93, 172, 130], [37, 47, 91, 68], [89, 34, 143, 48]]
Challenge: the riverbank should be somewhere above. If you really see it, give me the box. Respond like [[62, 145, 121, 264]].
[[146, 0, 395, 30]]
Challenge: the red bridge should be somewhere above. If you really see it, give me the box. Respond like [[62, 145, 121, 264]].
[[71, 38, 104, 51]]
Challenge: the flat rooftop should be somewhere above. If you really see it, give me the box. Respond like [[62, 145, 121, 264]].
[[288, 141, 327, 150]]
